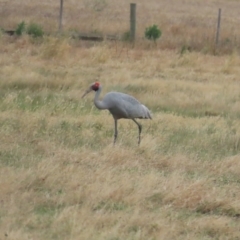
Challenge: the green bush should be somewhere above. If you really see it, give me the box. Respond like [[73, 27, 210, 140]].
[[15, 21, 26, 36], [27, 23, 44, 38], [145, 24, 162, 43]]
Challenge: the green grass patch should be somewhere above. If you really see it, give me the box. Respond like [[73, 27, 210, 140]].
[[93, 200, 128, 212], [34, 203, 64, 216], [158, 121, 240, 160]]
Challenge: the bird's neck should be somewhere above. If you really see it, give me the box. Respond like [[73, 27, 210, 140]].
[[94, 86, 107, 110]]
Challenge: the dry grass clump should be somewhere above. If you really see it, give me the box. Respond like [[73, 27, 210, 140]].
[[41, 36, 72, 60]]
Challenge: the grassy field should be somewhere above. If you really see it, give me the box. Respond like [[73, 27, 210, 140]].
[[1, 1, 240, 240]]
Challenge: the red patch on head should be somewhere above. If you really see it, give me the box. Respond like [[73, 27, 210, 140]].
[[92, 82, 100, 91]]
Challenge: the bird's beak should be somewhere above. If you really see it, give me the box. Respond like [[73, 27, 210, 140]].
[[81, 87, 92, 98]]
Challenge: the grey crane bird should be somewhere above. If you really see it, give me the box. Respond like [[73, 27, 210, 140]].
[[82, 82, 152, 145]]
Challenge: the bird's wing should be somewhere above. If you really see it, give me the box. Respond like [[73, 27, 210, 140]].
[[103, 92, 152, 119]]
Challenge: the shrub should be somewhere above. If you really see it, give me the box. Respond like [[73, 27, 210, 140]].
[[145, 24, 162, 43], [15, 21, 26, 36], [27, 23, 44, 38]]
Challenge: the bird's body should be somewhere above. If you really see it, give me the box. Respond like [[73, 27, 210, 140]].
[[95, 91, 152, 120], [82, 82, 152, 145]]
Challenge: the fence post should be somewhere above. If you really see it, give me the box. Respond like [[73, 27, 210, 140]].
[[59, 0, 64, 32], [215, 8, 221, 45], [130, 3, 136, 42]]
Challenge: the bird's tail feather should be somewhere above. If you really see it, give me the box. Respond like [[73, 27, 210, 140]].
[[141, 104, 152, 119]]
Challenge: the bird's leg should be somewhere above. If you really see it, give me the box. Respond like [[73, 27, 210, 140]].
[[113, 119, 118, 145], [132, 119, 142, 145]]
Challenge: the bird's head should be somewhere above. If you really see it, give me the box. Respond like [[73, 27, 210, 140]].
[[82, 82, 100, 98]]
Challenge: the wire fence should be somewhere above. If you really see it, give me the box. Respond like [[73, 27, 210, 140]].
[[1, 0, 240, 53]]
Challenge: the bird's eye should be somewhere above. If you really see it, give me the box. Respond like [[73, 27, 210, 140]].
[[92, 84, 99, 91]]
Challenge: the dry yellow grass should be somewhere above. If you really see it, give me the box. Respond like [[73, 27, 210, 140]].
[[1, 1, 240, 239]]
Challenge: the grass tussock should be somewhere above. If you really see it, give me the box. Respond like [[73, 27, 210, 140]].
[[1, 2, 240, 238], [41, 36, 72, 60]]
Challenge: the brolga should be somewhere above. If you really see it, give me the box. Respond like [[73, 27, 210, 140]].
[[82, 82, 152, 145]]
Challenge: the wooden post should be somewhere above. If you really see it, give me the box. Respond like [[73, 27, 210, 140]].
[[59, 0, 63, 32], [130, 3, 136, 42], [215, 8, 221, 45]]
